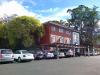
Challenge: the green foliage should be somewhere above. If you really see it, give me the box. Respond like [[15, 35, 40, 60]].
[[34, 25, 44, 37], [67, 5, 100, 46], [0, 22, 7, 38], [0, 16, 44, 49], [22, 35, 34, 48], [67, 5, 99, 28]]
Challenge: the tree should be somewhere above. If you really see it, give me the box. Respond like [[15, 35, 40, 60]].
[[0, 16, 44, 49], [67, 5, 100, 48], [0, 21, 10, 48]]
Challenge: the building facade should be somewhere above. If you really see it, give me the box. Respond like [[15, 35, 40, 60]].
[[40, 21, 80, 51]]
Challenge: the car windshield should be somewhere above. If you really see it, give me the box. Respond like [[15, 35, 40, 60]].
[[1, 50, 13, 54], [22, 50, 29, 54], [37, 51, 43, 54]]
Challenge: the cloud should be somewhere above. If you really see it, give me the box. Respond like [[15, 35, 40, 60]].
[[54, 8, 70, 18], [39, 6, 76, 22], [35, 7, 60, 13], [29, 0, 36, 6], [0, 1, 38, 17], [0, 0, 75, 23], [0, 0, 17, 3]]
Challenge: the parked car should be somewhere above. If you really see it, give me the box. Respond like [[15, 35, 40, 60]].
[[85, 51, 95, 56], [97, 51, 100, 55], [14, 50, 34, 62], [75, 51, 81, 57], [35, 50, 44, 60], [0, 49, 14, 63], [65, 49, 74, 57], [93, 51, 98, 56], [29, 50, 44, 60], [58, 50, 65, 58], [53, 49, 68, 58], [44, 51, 54, 59]]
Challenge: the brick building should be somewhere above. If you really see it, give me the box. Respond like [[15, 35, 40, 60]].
[[40, 21, 80, 51]]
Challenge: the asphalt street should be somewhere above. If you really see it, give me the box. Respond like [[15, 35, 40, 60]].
[[1, 56, 100, 75]]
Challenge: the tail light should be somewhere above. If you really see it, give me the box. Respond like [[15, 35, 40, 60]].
[[33, 54, 34, 57]]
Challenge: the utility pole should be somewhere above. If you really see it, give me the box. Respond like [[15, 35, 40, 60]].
[[88, 46, 90, 56], [56, 44, 59, 59]]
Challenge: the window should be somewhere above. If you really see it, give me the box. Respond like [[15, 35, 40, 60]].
[[64, 38, 67, 44], [51, 26, 56, 32], [1, 50, 12, 54], [14, 51, 21, 54], [66, 31, 71, 35], [64, 38, 71, 44], [60, 37, 64, 43], [56, 35, 60, 43], [22, 50, 29, 54], [66, 31, 69, 34], [67, 38, 71, 44], [72, 32, 80, 45], [59, 28, 63, 32], [50, 35, 56, 43]]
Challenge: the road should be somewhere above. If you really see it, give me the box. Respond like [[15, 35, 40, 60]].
[[1, 56, 100, 75]]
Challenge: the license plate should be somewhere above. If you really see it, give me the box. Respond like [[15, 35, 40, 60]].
[[27, 55, 31, 56], [5, 54, 10, 56]]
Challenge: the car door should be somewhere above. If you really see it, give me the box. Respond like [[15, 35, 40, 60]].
[[14, 50, 21, 59]]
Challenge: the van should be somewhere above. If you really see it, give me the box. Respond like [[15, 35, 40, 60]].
[[0, 49, 14, 62]]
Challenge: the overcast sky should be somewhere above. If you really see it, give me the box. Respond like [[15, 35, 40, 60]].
[[0, 0, 100, 22]]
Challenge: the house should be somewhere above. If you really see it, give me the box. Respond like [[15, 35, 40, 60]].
[[40, 21, 80, 52]]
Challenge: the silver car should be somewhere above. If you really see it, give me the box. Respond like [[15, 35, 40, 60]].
[[44, 51, 54, 59], [0, 49, 14, 62]]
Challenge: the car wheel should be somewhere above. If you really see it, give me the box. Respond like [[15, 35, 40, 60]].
[[18, 57, 21, 62]]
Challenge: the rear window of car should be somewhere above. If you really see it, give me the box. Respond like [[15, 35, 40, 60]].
[[22, 50, 29, 54], [1, 50, 13, 54]]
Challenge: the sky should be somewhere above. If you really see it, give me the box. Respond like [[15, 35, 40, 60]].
[[0, 0, 100, 22]]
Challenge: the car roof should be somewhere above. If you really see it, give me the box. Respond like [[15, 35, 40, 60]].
[[16, 50, 28, 51], [0, 49, 11, 51]]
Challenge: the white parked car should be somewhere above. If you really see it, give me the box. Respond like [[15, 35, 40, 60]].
[[0, 49, 14, 63], [93, 52, 98, 56], [14, 50, 34, 62], [85, 51, 96, 56], [65, 49, 74, 57], [59, 51, 65, 58], [44, 51, 54, 59]]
